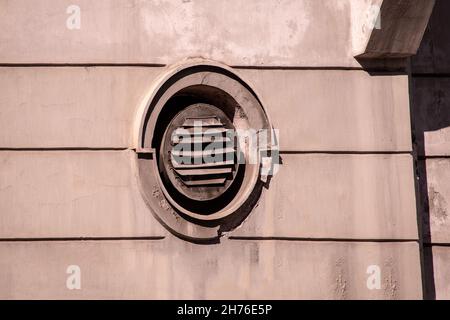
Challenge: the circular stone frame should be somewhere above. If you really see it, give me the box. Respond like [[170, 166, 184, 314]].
[[134, 59, 275, 242]]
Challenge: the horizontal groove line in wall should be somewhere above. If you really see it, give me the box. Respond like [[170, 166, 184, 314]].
[[0, 149, 413, 154], [424, 243, 450, 247], [418, 155, 450, 160], [228, 236, 419, 243], [0, 236, 166, 242], [0, 64, 362, 69], [412, 73, 450, 78], [0, 147, 130, 151], [0, 64, 363, 69], [233, 66, 407, 73], [0, 237, 419, 243], [232, 66, 365, 71], [279, 151, 412, 155], [0, 64, 407, 73], [0, 63, 166, 67]]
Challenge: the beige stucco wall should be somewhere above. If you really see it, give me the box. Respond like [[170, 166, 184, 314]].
[[0, 0, 428, 299]]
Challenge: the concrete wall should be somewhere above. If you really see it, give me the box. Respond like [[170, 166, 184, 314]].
[[411, 0, 450, 300], [0, 0, 423, 299]]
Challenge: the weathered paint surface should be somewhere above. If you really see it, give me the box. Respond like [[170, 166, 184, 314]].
[[0, 0, 431, 299], [0, 152, 417, 240], [428, 246, 450, 300], [0, 0, 402, 67], [0, 67, 412, 151], [422, 159, 450, 244], [0, 240, 422, 299], [233, 154, 417, 240]]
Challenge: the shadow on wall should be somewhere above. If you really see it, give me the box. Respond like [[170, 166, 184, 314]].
[[410, 0, 450, 300]]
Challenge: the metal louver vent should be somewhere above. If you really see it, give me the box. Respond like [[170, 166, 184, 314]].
[[161, 103, 239, 202], [171, 117, 235, 187]]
